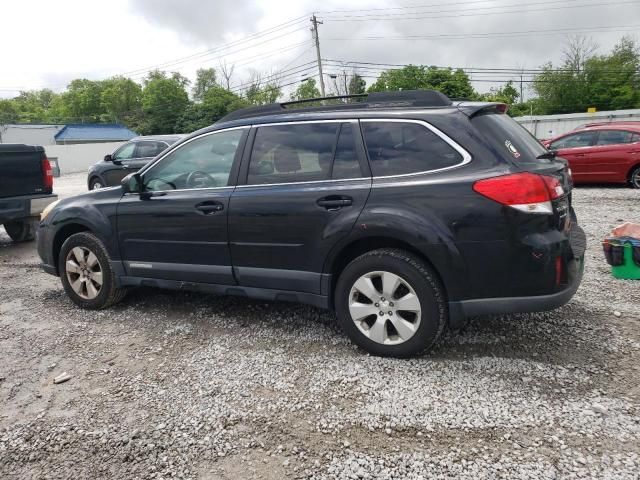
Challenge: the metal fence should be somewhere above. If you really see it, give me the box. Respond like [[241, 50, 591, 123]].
[[514, 109, 640, 139]]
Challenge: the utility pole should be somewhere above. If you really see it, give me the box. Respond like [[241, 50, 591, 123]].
[[520, 74, 524, 103], [310, 14, 326, 97]]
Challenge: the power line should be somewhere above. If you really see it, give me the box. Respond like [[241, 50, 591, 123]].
[[323, 24, 640, 41], [319, 0, 637, 22]]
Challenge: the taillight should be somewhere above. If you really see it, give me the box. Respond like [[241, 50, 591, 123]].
[[41, 157, 53, 191], [473, 172, 564, 214]]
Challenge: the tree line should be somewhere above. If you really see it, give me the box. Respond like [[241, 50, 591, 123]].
[[0, 36, 637, 135]]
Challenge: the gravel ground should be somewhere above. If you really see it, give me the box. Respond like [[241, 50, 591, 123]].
[[1, 175, 639, 479]]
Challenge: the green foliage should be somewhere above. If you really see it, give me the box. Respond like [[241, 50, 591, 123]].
[[533, 36, 640, 114], [477, 81, 520, 105], [101, 77, 142, 122], [139, 71, 190, 134], [60, 79, 105, 121], [368, 65, 474, 99], [0, 99, 19, 123], [175, 87, 248, 132], [290, 78, 321, 101], [348, 74, 366, 95], [245, 82, 281, 105], [192, 68, 218, 102]]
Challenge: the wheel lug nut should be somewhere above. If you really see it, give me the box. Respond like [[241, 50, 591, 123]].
[[374, 303, 379, 307], [381, 297, 385, 301], [388, 311, 393, 315], [389, 302, 394, 307], [379, 311, 384, 316]]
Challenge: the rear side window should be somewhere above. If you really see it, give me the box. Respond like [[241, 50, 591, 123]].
[[248, 123, 349, 185], [549, 131, 596, 150], [361, 121, 463, 177], [473, 113, 548, 163], [595, 130, 635, 146], [135, 141, 167, 158]]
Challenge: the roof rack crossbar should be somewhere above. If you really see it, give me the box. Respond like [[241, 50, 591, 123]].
[[280, 93, 368, 108]]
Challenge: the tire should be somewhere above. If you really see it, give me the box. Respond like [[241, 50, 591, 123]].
[[89, 177, 104, 190], [630, 166, 640, 189], [335, 248, 447, 358], [4, 219, 36, 242], [58, 232, 127, 309]]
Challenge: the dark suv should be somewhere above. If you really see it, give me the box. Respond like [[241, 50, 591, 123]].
[[37, 90, 585, 357]]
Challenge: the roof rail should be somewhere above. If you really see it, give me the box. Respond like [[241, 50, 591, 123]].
[[219, 89, 452, 123]]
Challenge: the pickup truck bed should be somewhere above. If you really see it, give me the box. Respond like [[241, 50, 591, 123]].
[[0, 144, 57, 242]]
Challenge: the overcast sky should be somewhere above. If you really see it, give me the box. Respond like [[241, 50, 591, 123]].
[[1, 0, 638, 99]]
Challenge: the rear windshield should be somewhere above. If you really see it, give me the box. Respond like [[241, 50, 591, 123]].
[[472, 113, 548, 164]]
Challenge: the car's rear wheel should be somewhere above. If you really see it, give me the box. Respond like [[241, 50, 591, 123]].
[[4, 219, 36, 242], [335, 248, 447, 357], [58, 232, 126, 309], [89, 177, 104, 190], [630, 166, 640, 189]]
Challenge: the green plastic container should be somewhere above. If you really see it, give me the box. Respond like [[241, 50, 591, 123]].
[[612, 243, 640, 280]]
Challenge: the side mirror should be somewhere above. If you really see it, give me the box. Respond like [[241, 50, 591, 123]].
[[121, 173, 142, 194], [104, 154, 113, 162]]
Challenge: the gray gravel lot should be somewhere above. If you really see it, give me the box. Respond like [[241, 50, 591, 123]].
[[1, 174, 639, 479]]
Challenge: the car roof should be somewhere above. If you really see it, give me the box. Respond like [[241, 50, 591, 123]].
[[180, 92, 501, 141], [577, 122, 640, 132], [130, 134, 186, 143]]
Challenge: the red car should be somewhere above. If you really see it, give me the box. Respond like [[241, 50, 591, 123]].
[[542, 122, 640, 188]]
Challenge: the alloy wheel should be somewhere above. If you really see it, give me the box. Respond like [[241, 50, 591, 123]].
[[348, 271, 422, 345], [632, 169, 640, 189], [92, 181, 103, 190], [65, 246, 103, 300]]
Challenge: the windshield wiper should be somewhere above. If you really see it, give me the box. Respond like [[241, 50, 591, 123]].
[[536, 150, 557, 159]]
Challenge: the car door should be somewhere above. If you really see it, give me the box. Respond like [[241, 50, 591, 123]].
[[549, 131, 597, 182], [228, 120, 371, 294], [128, 140, 169, 173], [105, 142, 137, 186], [116, 127, 249, 284], [586, 130, 637, 183]]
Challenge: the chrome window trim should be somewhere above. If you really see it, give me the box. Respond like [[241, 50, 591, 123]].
[[251, 119, 359, 128], [361, 118, 472, 179], [137, 126, 250, 177]]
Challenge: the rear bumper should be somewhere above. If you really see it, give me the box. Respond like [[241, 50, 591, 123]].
[[450, 255, 584, 318], [0, 194, 58, 223], [449, 223, 586, 324]]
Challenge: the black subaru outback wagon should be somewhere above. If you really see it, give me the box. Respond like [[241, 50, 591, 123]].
[[37, 90, 585, 357]]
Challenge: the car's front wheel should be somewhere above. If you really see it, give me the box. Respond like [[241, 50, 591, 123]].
[[335, 249, 447, 357], [58, 232, 126, 309], [630, 166, 640, 189], [89, 177, 104, 190]]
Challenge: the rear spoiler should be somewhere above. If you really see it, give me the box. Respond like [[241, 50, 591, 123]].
[[456, 102, 508, 118]]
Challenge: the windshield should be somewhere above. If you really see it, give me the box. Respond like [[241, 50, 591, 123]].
[[472, 113, 548, 164]]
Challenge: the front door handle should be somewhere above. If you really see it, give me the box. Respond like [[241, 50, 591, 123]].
[[195, 201, 224, 214], [317, 196, 353, 211]]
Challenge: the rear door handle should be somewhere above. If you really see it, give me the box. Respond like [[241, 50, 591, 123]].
[[195, 201, 224, 214], [317, 196, 353, 210]]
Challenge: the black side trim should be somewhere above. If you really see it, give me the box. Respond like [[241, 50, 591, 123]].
[[234, 266, 321, 294], [118, 276, 329, 309]]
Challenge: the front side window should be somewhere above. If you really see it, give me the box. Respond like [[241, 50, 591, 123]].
[[143, 129, 244, 191], [595, 130, 635, 146], [362, 121, 463, 177], [135, 141, 167, 158], [248, 123, 338, 185], [550, 131, 596, 149], [114, 142, 136, 160]]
